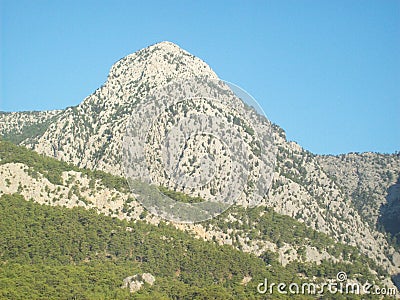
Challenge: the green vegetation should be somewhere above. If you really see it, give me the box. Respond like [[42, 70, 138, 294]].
[[0, 112, 59, 144], [158, 186, 204, 203], [0, 139, 129, 192], [0, 140, 388, 299], [0, 194, 296, 299], [0, 194, 383, 299], [206, 205, 386, 278], [275, 145, 308, 187]]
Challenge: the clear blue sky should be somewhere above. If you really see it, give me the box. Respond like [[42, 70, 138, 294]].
[[1, 0, 399, 155]]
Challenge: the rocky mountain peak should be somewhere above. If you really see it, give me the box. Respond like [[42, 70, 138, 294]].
[[147, 40, 192, 54], [106, 41, 218, 89], [75, 41, 219, 115]]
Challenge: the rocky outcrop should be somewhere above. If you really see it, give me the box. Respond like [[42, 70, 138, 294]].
[[122, 273, 155, 293]]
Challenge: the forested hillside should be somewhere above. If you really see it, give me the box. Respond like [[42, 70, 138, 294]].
[[0, 194, 386, 299], [0, 140, 393, 299]]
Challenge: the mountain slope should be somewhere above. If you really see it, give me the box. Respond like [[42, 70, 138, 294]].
[[0, 142, 390, 299], [0, 193, 279, 299], [317, 152, 400, 228], [1, 41, 399, 291], [0, 110, 61, 144]]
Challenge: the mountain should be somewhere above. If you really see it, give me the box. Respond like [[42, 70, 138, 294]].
[[0, 140, 391, 299], [4, 42, 218, 175], [1, 41, 399, 296]]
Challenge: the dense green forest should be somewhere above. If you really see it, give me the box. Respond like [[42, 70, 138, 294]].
[[0, 194, 384, 299], [0, 194, 287, 299]]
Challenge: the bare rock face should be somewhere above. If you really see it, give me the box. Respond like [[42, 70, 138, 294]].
[[1, 41, 399, 282], [317, 152, 400, 227], [122, 273, 155, 293], [379, 180, 400, 238]]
